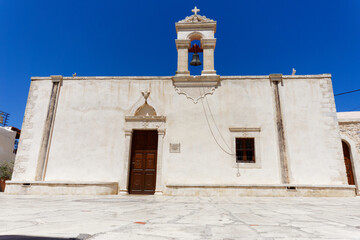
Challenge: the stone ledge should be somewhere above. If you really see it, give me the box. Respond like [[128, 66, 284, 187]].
[[125, 116, 166, 122], [5, 181, 118, 195], [172, 75, 220, 87], [166, 184, 355, 189], [7, 181, 118, 185], [175, 23, 217, 32], [229, 127, 261, 132], [124, 116, 166, 122], [338, 119, 360, 124], [165, 184, 356, 197]]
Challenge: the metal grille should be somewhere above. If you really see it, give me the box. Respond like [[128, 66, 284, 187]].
[[0, 111, 10, 127]]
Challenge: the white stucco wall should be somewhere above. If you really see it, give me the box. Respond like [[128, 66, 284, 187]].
[[12, 74, 347, 189], [39, 77, 281, 185], [280, 77, 346, 185], [0, 127, 16, 164]]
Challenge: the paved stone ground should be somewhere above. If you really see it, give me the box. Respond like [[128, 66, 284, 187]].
[[0, 194, 360, 239]]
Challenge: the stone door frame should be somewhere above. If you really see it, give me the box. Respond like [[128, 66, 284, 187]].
[[340, 134, 360, 195], [119, 116, 166, 195]]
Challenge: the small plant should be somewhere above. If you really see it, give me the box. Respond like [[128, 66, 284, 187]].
[[0, 161, 14, 180]]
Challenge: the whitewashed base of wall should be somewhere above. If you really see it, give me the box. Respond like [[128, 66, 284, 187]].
[[5, 181, 356, 197]]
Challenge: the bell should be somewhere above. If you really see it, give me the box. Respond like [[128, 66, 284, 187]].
[[190, 53, 201, 66]]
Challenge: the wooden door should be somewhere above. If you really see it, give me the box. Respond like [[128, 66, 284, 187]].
[[342, 141, 355, 185], [129, 130, 158, 194]]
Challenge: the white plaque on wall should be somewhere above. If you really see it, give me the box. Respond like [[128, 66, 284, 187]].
[[170, 143, 180, 153]]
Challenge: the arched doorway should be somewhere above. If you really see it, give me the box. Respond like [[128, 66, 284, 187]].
[[342, 140, 355, 185]]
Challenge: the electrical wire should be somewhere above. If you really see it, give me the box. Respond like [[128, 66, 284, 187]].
[[204, 91, 233, 152], [334, 89, 360, 96], [334, 88, 360, 110], [199, 88, 235, 156], [199, 87, 240, 177]]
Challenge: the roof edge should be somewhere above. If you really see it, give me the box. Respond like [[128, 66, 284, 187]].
[[31, 74, 332, 81]]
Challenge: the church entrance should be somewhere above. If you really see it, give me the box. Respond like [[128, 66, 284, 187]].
[[342, 140, 355, 185], [128, 130, 158, 194]]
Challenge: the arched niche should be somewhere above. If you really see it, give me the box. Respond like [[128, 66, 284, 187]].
[[342, 140, 355, 185], [340, 134, 360, 195], [134, 103, 157, 117], [126, 92, 163, 117]]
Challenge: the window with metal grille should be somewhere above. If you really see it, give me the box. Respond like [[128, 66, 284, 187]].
[[236, 138, 255, 163]]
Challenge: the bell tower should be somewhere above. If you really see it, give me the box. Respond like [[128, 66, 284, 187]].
[[174, 7, 219, 78], [172, 7, 220, 104]]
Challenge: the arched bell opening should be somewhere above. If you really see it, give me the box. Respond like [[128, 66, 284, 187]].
[[187, 32, 204, 41], [188, 39, 203, 76], [341, 140, 355, 185]]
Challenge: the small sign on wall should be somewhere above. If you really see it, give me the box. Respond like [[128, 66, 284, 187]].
[[170, 143, 181, 153]]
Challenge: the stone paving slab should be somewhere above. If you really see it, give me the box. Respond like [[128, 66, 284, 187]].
[[0, 194, 360, 239]]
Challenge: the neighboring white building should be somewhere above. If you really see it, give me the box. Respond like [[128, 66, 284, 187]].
[[0, 127, 17, 165], [6, 8, 360, 196]]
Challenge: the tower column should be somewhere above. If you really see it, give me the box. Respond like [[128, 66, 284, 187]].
[[201, 39, 217, 75], [175, 39, 191, 76]]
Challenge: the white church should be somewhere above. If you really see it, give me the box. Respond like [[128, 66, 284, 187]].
[[6, 8, 360, 196]]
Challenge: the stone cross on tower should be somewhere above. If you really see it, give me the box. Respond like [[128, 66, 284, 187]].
[[191, 6, 200, 15]]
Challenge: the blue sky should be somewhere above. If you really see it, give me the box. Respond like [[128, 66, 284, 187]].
[[0, 0, 359, 128]]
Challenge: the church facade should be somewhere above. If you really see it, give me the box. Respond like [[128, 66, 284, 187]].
[[6, 8, 360, 196]]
